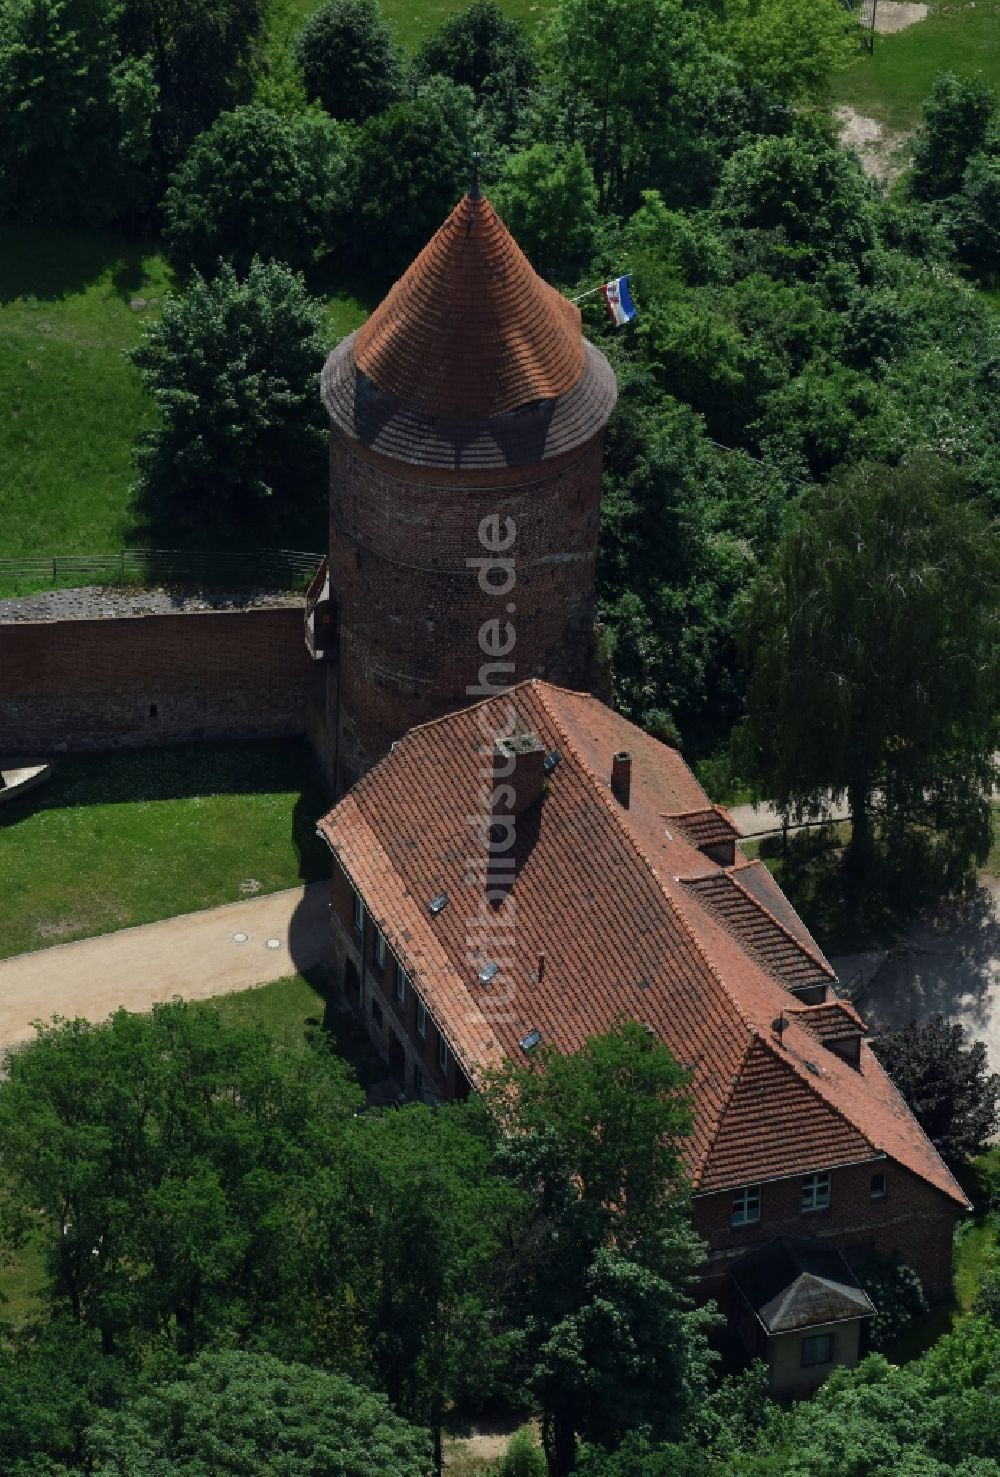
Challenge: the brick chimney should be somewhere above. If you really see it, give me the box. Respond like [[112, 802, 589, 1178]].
[[493, 733, 546, 821], [611, 750, 632, 808]]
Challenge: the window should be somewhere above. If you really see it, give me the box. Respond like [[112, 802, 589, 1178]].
[[800, 1333, 834, 1368], [351, 888, 363, 933], [395, 962, 406, 1005], [373, 929, 386, 970], [438, 1032, 450, 1075], [371, 997, 382, 1026], [801, 1172, 831, 1213], [731, 1184, 762, 1227], [416, 999, 427, 1039], [870, 1172, 887, 1201], [414, 1063, 424, 1094]]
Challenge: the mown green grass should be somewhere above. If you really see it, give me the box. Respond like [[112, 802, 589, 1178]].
[[835, 0, 1000, 131], [0, 740, 330, 960], [0, 231, 171, 562]]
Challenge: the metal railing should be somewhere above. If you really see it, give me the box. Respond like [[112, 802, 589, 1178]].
[[0, 548, 323, 591]]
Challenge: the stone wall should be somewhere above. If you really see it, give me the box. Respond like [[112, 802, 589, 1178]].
[[0, 593, 321, 754]]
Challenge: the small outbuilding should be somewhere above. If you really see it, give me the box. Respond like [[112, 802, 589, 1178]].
[[731, 1236, 875, 1394]]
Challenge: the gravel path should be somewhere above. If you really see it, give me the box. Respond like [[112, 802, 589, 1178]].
[[0, 882, 330, 1051], [0, 586, 302, 624]]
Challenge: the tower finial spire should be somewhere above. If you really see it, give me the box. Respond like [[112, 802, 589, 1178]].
[[470, 150, 482, 201]]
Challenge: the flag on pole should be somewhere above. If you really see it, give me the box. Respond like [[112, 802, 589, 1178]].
[[601, 275, 637, 327]]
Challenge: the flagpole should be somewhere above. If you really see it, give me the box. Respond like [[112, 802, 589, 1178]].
[[569, 284, 609, 304]]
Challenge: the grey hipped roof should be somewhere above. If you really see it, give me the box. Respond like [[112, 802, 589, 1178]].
[[731, 1237, 875, 1333]]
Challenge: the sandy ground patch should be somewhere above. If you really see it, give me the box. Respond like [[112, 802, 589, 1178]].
[[836, 105, 914, 183], [874, 0, 928, 31], [0, 882, 329, 1050]]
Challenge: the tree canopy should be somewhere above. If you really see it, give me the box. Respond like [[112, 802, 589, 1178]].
[[871, 1015, 1000, 1166], [295, 0, 404, 121], [738, 456, 1000, 880], [129, 257, 330, 543], [163, 105, 353, 275]]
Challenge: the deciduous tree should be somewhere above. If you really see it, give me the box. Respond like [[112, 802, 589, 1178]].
[[871, 1015, 1000, 1167], [295, 0, 403, 121], [738, 456, 1000, 879], [130, 258, 330, 541], [163, 105, 353, 275]]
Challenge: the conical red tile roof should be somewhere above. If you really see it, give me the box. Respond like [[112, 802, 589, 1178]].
[[353, 194, 587, 421]]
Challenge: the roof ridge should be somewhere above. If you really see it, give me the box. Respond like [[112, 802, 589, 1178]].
[[726, 868, 837, 981]]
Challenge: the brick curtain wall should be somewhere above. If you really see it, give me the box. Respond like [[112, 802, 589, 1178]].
[[0, 608, 320, 752]]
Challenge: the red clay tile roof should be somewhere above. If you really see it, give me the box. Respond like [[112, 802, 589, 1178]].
[[681, 870, 836, 992], [789, 1000, 868, 1044], [317, 681, 968, 1209], [354, 195, 586, 421], [670, 806, 740, 851]]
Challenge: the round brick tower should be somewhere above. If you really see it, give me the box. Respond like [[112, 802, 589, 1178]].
[[318, 190, 617, 791]]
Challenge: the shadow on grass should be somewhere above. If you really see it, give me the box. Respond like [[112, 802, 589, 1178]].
[[0, 740, 329, 878], [0, 227, 170, 305]]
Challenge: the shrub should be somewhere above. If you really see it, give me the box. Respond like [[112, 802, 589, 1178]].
[[855, 1254, 927, 1348]]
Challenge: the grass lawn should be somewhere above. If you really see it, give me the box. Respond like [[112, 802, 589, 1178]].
[[835, 0, 1000, 130], [0, 739, 330, 960], [0, 231, 170, 563]]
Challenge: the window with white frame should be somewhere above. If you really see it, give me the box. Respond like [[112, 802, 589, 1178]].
[[438, 1031, 449, 1075], [801, 1172, 831, 1213], [870, 1172, 887, 1201], [351, 888, 363, 933], [416, 999, 427, 1039], [800, 1332, 834, 1368], [373, 928, 386, 969], [395, 961, 406, 1004], [731, 1184, 762, 1227]]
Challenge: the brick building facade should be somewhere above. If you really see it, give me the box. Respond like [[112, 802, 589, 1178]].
[[318, 679, 969, 1393]]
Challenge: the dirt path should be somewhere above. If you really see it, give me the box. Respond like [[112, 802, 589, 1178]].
[[836, 105, 914, 183], [0, 882, 329, 1051], [728, 797, 852, 839]]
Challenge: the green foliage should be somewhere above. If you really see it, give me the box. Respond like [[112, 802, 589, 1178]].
[[492, 142, 598, 280], [311, 1102, 524, 1461], [952, 150, 1000, 281], [0, 0, 155, 227], [854, 1255, 928, 1348], [715, 0, 855, 103], [130, 257, 329, 541], [117, 0, 268, 173], [0, 1001, 363, 1354], [738, 457, 1000, 878], [542, 0, 731, 214], [910, 71, 996, 201], [492, 1427, 547, 1476], [163, 105, 353, 275], [295, 0, 404, 121], [488, 1020, 716, 1472], [871, 1016, 1000, 1167], [413, 0, 536, 130], [714, 121, 874, 276], [354, 76, 472, 275], [597, 382, 784, 747], [84, 1349, 431, 1475]]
